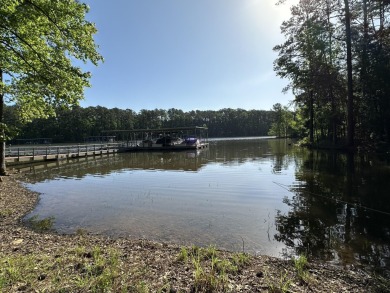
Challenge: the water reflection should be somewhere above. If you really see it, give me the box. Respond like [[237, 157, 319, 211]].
[[274, 150, 390, 275], [21, 138, 390, 274], [21, 150, 210, 182]]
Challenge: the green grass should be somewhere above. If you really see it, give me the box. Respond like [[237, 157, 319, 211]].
[[0, 242, 383, 292], [272, 271, 293, 293], [263, 255, 311, 292], [292, 254, 310, 284], [177, 245, 251, 292], [177, 246, 189, 263], [232, 252, 251, 268], [0, 246, 139, 292]]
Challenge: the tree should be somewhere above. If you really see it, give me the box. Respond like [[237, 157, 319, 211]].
[[275, 0, 345, 143], [343, 0, 354, 148], [268, 103, 295, 137], [0, 0, 103, 175], [276, 0, 390, 149], [274, 0, 356, 146]]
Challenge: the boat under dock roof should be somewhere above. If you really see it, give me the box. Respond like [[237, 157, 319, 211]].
[[102, 126, 209, 151]]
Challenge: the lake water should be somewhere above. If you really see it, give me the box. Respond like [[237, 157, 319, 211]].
[[22, 137, 390, 274]]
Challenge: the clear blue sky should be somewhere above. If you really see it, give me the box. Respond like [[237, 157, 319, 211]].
[[81, 0, 295, 112]]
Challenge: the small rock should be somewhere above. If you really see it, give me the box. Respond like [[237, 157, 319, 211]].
[[12, 239, 23, 245]]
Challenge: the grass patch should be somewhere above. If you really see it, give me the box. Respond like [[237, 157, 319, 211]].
[[177, 246, 189, 263], [0, 245, 131, 292], [265, 269, 293, 293], [193, 255, 228, 292], [25, 215, 55, 232], [232, 252, 251, 268], [177, 245, 251, 292], [292, 254, 311, 284], [0, 209, 12, 218], [264, 255, 311, 293]]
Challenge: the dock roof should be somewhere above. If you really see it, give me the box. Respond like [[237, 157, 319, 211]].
[[101, 126, 207, 134]]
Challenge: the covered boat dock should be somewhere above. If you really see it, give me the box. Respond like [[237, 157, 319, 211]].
[[102, 126, 209, 151]]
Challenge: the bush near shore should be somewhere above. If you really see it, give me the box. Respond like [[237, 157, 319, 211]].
[[0, 174, 388, 292]]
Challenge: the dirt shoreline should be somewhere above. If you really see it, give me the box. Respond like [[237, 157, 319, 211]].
[[0, 174, 386, 292]]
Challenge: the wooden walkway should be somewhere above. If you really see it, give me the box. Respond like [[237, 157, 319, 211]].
[[5, 141, 209, 166], [5, 143, 126, 166]]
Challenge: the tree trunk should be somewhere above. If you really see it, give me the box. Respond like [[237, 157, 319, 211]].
[[309, 91, 314, 144], [344, 0, 355, 148], [0, 68, 6, 175], [326, 1, 337, 146], [360, 0, 369, 141]]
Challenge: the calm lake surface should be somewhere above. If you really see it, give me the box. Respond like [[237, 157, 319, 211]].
[[22, 137, 390, 274]]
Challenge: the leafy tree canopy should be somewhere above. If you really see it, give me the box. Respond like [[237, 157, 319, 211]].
[[0, 0, 103, 174], [0, 0, 103, 122]]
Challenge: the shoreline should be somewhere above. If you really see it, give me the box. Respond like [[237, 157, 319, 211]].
[[0, 174, 386, 292]]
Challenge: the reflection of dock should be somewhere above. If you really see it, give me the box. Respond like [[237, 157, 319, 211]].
[[17, 150, 209, 182], [122, 143, 209, 152]]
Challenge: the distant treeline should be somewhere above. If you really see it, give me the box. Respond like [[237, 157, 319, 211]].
[[5, 106, 275, 143]]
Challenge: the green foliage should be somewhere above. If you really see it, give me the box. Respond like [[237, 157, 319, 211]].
[[0, 0, 103, 173], [0, 122, 19, 142], [10, 106, 275, 143], [268, 103, 296, 138], [1, 0, 103, 120], [275, 0, 390, 148]]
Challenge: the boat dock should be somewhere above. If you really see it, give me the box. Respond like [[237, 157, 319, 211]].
[[5, 143, 124, 166], [102, 126, 209, 152], [6, 126, 209, 166]]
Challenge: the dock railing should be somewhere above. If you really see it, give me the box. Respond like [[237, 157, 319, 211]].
[[5, 142, 132, 160]]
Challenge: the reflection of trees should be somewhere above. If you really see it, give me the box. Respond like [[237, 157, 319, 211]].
[[267, 139, 297, 173], [208, 138, 297, 167], [208, 138, 272, 164], [26, 138, 290, 182], [24, 138, 296, 182], [275, 151, 390, 274]]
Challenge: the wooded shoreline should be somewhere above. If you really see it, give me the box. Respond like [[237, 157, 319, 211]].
[[0, 173, 388, 292]]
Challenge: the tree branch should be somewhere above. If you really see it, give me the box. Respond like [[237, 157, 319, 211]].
[[0, 40, 40, 76], [24, 0, 75, 41], [0, 24, 54, 70]]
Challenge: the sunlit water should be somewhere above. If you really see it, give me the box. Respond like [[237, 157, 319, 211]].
[[22, 138, 390, 274]]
